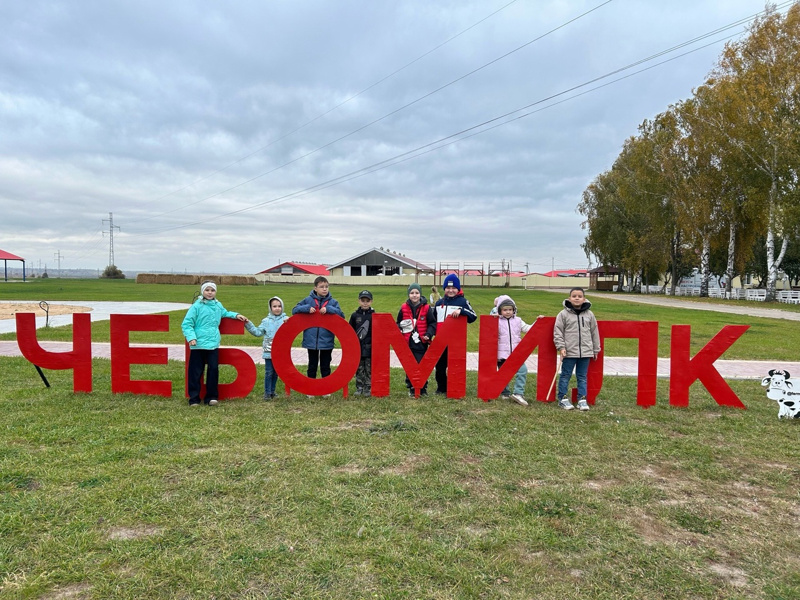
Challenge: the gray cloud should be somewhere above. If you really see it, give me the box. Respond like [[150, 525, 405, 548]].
[[0, 0, 771, 274]]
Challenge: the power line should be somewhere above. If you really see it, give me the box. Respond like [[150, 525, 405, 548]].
[[127, 0, 523, 218], [127, 0, 614, 226], [129, 7, 775, 236]]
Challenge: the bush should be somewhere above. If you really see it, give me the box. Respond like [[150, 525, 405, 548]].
[[100, 265, 126, 279]]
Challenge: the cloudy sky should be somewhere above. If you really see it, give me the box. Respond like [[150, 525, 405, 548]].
[[0, 0, 788, 275]]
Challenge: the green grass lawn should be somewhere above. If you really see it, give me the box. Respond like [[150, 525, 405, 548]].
[[1, 280, 799, 599]]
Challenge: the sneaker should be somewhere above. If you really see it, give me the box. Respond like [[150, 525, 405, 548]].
[[500, 394, 510, 400], [408, 390, 415, 397], [307, 395, 315, 399], [510, 394, 528, 407], [577, 397, 590, 411], [207, 399, 219, 406], [558, 396, 574, 411], [322, 394, 331, 398], [189, 401, 200, 407]]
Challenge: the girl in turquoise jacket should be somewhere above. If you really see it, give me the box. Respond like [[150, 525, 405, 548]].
[[181, 281, 246, 406]]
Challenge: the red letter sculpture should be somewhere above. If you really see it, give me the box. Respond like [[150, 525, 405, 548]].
[[669, 324, 749, 408], [271, 313, 360, 397], [478, 316, 558, 402], [16, 312, 93, 392], [593, 321, 659, 407], [111, 314, 171, 397], [370, 313, 445, 397]]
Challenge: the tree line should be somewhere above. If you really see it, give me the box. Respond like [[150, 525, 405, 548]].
[[579, 3, 800, 300]]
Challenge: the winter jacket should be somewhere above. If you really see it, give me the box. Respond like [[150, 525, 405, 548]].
[[349, 306, 375, 358], [434, 292, 477, 323], [553, 299, 601, 359], [291, 290, 345, 350], [245, 296, 289, 358], [396, 298, 437, 352], [493, 295, 534, 360], [181, 297, 239, 350]]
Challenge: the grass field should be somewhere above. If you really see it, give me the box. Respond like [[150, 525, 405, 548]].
[[1, 279, 799, 599]]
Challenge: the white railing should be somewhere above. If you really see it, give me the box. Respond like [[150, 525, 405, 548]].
[[777, 290, 800, 304], [745, 289, 767, 301]]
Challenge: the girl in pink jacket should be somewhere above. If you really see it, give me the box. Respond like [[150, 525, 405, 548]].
[[493, 294, 536, 406]]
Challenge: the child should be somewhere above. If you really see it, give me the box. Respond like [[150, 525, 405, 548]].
[[291, 276, 344, 386], [433, 274, 477, 395], [245, 296, 289, 400], [492, 294, 535, 406], [349, 289, 375, 396], [181, 281, 247, 406], [397, 283, 437, 396], [429, 285, 441, 306], [553, 287, 600, 411]]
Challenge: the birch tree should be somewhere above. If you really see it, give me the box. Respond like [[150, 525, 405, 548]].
[[709, 4, 800, 300]]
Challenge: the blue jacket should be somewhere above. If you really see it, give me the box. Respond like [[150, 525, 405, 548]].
[[181, 297, 239, 350], [245, 296, 289, 358], [291, 290, 345, 350], [434, 291, 477, 323]]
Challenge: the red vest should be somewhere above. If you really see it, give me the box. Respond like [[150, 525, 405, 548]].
[[399, 301, 430, 343]]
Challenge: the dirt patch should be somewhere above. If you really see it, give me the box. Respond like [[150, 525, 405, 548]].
[[634, 511, 675, 545], [332, 464, 367, 475], [40, 583, 92, 599], [106, 525, 162, 540], [583, 479, 618, 490], [707, 562, 749, 587], [0, 302, 91, 320], [380, 454, 430, 476]]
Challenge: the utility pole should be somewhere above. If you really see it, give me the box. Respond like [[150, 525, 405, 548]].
[[54, 251, 62, 277], [102, 212, 121, 267]]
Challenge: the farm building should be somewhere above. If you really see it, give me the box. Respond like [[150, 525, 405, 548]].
[[257, 262, 330, 276], [327, 248, 434, 277]]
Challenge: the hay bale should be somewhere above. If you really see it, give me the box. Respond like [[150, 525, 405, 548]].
[[220, 275, 252, 285], [198, 276, 221, 287], [170, 274, 200, 285], [136, 273, 158, 284]]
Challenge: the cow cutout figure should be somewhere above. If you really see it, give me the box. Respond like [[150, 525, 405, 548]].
[[761, 369, 800, 419]]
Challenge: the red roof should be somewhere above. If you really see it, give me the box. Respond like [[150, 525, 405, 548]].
[[437, 269, 485, 276], [259, 262, 329, 276], [538, 269, 588, 277], [0, 248, 24, 261]]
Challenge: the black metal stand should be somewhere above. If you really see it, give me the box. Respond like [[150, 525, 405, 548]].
[[34, 365, 50, 388]]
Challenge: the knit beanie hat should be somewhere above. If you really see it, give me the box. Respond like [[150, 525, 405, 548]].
[[443, 274, 461, 291], [498, 297, 516, 313], [407, 283, 421, 295], [201, 281, 217, 294]]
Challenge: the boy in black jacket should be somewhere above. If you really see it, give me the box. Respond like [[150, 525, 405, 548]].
[[349, 289, 375, 395]]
